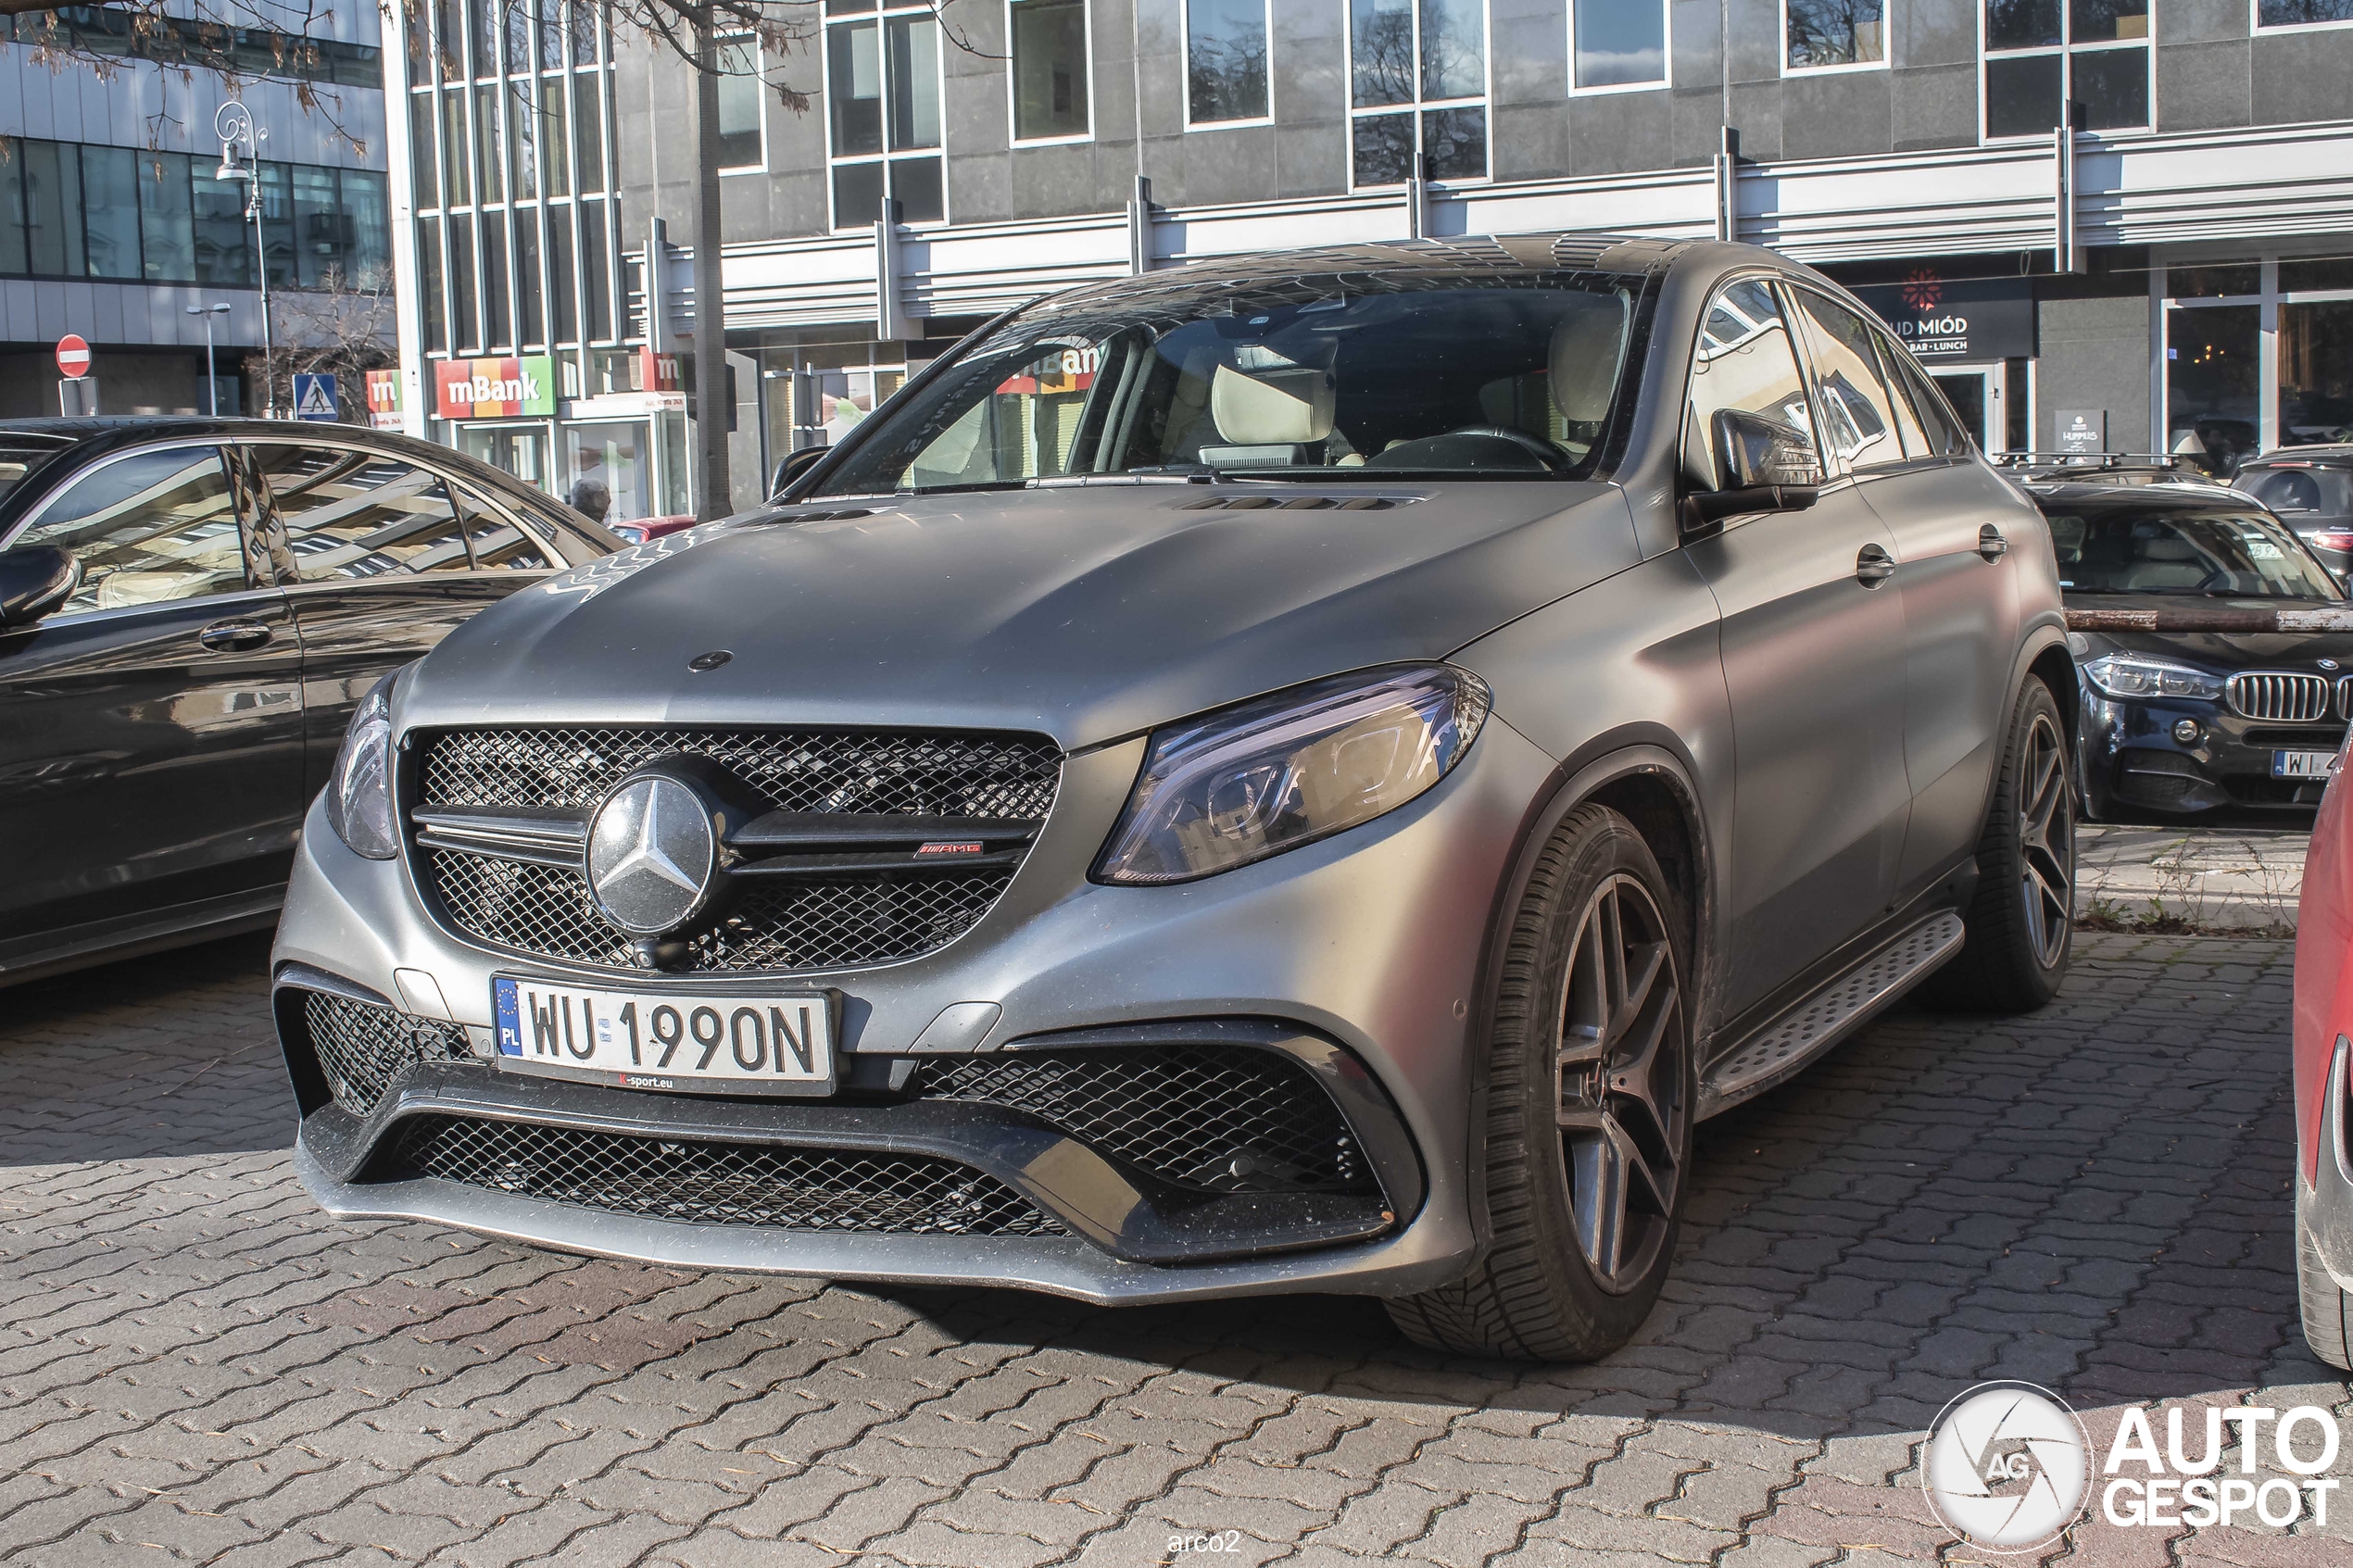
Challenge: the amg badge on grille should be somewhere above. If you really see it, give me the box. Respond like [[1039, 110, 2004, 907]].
[[585, 771, 720, 934]]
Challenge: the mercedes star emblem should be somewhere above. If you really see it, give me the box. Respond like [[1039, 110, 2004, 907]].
[[586, 772, 718, 935]]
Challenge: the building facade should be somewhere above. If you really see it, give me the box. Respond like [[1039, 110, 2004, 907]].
[[0, 2, 392, 418], [389, 0, 2353, 519]]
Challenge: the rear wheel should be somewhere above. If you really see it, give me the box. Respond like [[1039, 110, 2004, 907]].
[[2299, 1183, 2353, 1372], [1920, 679, 2073, 1013], [1387, 805, 1692, 1362]]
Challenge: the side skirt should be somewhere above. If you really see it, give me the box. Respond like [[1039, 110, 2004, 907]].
[[1695, 909, 1965, 1119]]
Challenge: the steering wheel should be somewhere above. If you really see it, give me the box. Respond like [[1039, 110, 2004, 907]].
[[1441, 425, 1570, 471]]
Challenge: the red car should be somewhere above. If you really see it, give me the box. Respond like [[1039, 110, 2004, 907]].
[[2295, 750, 2353, 1366]]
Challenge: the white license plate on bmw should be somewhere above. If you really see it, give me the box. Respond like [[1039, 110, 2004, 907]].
[[2273, 749, 2342, 780], [491, 977, 836, 1096]]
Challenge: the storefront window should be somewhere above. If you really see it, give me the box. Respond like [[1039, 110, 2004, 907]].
[[459, 424, 550, 490], [2166, 304, 2259, 475], [566, 420, 651, 522], [2282, 301, 2353, 446]]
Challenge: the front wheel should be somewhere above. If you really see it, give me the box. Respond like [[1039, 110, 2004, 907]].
[[1387, 804, 1692, 1362], [1921, 678, 2074, 1012]]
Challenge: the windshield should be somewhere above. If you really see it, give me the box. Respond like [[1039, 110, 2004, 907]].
[[809, 271, 1644, 495], [2045, 508, 2344, 599]]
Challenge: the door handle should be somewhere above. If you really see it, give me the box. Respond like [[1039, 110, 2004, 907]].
[[197, 619, 272, 653], [1979, 523, 2009, 562], [1856, 543, 1896, 586]]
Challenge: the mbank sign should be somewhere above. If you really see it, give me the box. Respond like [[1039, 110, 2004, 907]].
[[435, 355, 556, 420]]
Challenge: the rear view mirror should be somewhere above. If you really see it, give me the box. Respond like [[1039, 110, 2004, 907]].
[[1715, 408, 1825, 489], [0, 546, 81, 628], [771, 445, 829, 498]]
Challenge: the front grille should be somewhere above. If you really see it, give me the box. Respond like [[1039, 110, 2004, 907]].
[[411, 726, 1060, 973], [389, 1115, 1066, 1236], [302, 989, 472, 1115], [2228, 671, 2332, 722], [921, 1046, 1375, 1195]]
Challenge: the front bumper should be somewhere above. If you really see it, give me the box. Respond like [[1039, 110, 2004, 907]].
[[2080, 691, 2338, 817], [272, 716, 1561, 1304]]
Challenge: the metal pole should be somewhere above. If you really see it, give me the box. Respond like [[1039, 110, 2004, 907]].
[[249, 179, 276, 417], [204, 315, 217, 415]]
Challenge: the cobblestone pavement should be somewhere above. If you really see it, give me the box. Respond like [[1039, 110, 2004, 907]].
[[3, 933, 2347, 1566]]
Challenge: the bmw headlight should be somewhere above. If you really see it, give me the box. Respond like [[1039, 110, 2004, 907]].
[[2082, 653, 2223, 701], [325, 671, 400, 860], [1093, 665, 1490, 885]]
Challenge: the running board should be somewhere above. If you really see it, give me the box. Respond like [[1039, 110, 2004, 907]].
[[1696, 911, 1966, 1119]]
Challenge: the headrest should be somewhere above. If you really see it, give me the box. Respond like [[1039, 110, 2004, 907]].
[[1549, 292, 1632, 423], [1211, 362, 1336, 446], [2139, 535, 2199, 560]]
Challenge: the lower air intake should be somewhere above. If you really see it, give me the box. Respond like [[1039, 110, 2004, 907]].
[[388, 1115, 1067, 1236], [303, 990, 472, 1116]]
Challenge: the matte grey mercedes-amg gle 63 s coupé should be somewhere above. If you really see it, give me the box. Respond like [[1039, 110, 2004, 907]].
[[272, 236, 2074, 1361]]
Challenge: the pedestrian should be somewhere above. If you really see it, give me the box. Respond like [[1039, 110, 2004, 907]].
[[569, 477, 611, 525]]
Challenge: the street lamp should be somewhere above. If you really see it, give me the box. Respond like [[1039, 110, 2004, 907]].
[[185, 302, 231, 416], [213, 102, 276, 417]]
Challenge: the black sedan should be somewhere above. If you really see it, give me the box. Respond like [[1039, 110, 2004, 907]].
[[0, 418, 617, 985], [2032, 480, 2353, 821]]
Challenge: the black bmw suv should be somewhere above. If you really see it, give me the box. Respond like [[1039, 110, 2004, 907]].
[[2032, 479, 2352, 820]]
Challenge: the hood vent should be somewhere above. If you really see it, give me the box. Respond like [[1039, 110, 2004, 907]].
[[1177, 494, 1418, 512]]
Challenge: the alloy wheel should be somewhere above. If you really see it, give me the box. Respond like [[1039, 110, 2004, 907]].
[[1554, 873, 1688, 1294], [2018, 711, 2073, 969]]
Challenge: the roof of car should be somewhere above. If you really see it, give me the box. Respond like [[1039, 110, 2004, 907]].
[[2241, 447, 2353, 466], [2025, 480, 2274, 511]]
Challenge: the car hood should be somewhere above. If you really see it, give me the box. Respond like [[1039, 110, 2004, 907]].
[[400, 483, 1639, 747], [2065, 592, 2353, 669]]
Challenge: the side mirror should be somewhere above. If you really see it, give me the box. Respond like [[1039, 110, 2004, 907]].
[[771, 445, 829, 499], [1715, 408, 1825, 489], [0, 546, 81, 628]]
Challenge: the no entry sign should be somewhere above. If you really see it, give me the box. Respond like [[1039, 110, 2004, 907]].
[[55, 335, 90, 378]]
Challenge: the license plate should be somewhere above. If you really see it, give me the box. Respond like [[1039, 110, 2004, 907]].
[[2272, 748, 2342, 779], [491, 976, 836, 1096]]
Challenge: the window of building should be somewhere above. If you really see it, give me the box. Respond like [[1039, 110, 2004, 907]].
[[1348, 0, 1488, 186], [1786, 0, 1885, 69], [1010, 0, 1090, 142], [2255, 2, 2353, 28], [717, 37, 766, 169], [0, 136, 384, 290], [1186, 0, 1270, 124], [1982, 1, 2149, 138], [2156, 257, 2353, 469], [1571, 0, 1667, 90], [826, 1, 945, 226], [0, 10, 383, 88]]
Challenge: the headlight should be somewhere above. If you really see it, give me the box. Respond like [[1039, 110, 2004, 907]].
[[1093, 665, 1490, 885], [325, 671, 400, 859], [2082, 653, 2223, 701]]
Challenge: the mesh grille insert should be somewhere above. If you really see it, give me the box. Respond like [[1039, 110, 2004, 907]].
[[921, 1046, 1373, 1195], [390, 1115, 1067, 1236], [411, 726, 1059, 973], [303, 990, 472, 1116]]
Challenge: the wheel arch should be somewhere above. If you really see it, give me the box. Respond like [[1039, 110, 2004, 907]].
[[1457, 734, 1718, 1263]]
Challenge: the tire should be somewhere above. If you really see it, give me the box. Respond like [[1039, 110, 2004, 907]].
[[1919, 678, 2074, 1013], [1387, 804, 1693, 1362], [2299, 1182, 2353, 1372]]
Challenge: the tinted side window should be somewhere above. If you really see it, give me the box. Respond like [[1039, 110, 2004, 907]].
[[1869, 334, 1933, 458], [11, 445, 250, 612], [1792, 290, 1903, 470], [451, 482, 553, 570], [250, 445, 472, 578], [1886, 349, 1971, 457], [1684, 279, 1818, 488]]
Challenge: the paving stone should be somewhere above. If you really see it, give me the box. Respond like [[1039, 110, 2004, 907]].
[[3, 934, 2349, 1566]]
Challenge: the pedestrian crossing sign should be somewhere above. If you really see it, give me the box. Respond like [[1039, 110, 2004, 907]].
[[294, 372, 338, 420]]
